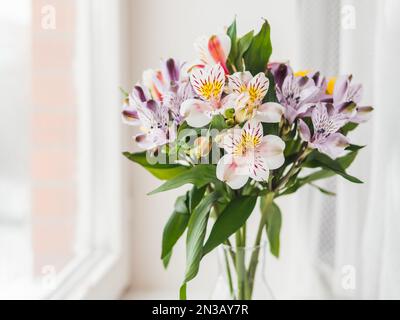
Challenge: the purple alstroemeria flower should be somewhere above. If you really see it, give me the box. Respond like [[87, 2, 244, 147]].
[[122, 85, 151, 126], [135, 99, 176, 150], [122, 84, 175, 150], [298, 103, 350, 159], [269, 63, 323, 124], [277, 74, 323, 124], [148, 58, 195, 125], [333, 75, 373, 123]]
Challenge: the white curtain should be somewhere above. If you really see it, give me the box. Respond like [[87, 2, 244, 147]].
[[272, 0, 400, 299]]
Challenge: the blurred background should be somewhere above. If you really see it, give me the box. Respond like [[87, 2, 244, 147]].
[[0, 0, 399, 299]]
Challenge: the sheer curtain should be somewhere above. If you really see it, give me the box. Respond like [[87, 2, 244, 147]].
[[272, 0, 400, 299]]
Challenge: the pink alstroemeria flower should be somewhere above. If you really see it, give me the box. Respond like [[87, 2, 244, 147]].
[[180, 64, 228, 127], [194, 33, 231, 74], [298, 103, 349, 159], [216, 120, 285, 189], [226, 71, 284, 123]]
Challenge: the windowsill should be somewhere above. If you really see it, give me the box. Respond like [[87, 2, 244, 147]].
[[123, 289, 210, 300]]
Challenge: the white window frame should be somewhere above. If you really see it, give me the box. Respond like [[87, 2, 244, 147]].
[[42, 0, 132, 300]]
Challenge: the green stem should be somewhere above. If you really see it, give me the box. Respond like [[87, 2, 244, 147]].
[[235, 231, 246, 300], [247, 192, 275, 298], [223, 249, 235, 299]]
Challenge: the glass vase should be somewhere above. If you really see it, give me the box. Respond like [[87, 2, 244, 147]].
[[211, 242, 275, 300]]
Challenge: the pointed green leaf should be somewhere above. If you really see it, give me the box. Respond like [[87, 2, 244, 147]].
[[203, 195, 257, 255], [235, 30, 254, 71], [264, 71, 279, 103], [243, 20, 272, 74], [226, 18, 237, 73], [303, 151, 363, 184], [161, 195, 190, 264], [309, 183, 336, 196], [148, 165, 217, 195], [123, 151, 189, 180], [183, 192, 220, 285], [261, 200, 282, 258]]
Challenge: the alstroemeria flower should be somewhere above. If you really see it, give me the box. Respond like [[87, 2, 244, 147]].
[[332, 75, 373, 123], [226, 71, 284, 123], [216, 120, 285, 189], [122, 85, 151, 126], [194, 33, 231, 74], [276, 73, 323, 124], [298, 103, 349, 159], [180, 64, 228, 127], [135, 100, 176, 150]]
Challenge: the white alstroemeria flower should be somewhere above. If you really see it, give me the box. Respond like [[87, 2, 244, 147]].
[[216, 120, 285, 189], [180, 64, 228, 127], [194, 33, 231, 74], [227, 71, 284, 123]]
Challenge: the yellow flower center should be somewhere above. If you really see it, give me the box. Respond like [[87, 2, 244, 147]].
[[234, 132, 260, 156], [199, 81, 223, 100]]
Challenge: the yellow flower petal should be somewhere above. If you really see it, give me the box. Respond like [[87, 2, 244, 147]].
[[294, 69, 311, 77], [326, 77, 337, 95]]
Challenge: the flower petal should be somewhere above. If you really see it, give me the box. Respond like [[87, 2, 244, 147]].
[[243, 120, 263, 144], [248, 155, 269, 182], [216, 154, 249, 189], [258, 135, 285, 170], [194, 33, 231, 74], [180, 98, 212, 127], [142, 69, 164, 101], [122, 108, 140, 126], [352, 106, 374, 123], [333, 75, 349, 103], [248, 72, 269, 103], [256, 102, 284, 123], [135, 133, 156, 150], [298, 119, 311, 142], [190, 64, 225, 102], [227, 71, 253, 94], [208, 34, 231, 74], [315, 132, 349, 159]]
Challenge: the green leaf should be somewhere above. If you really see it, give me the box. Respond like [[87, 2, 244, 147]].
[[309, 183, 336, 196], [162, 251, 172, 269], [303, 151, 363, 184], [161, 195, 190, 266], [210, 114, 228, 131], [188, 186, 207, 213], [261, 200, 282, 258], [203, 195, 257, 255], [262, 122, 279, 136], [179, 283, 187, 300], [161, 186, 206, 269], [337, 151, 358, 169], [183, 192, 220, 287], [226, 18, 237, 73], [346, 144, 365, 152], [148, 165, 217, 195], [264, 71, 279, 103], [123, 151, 189, 180], [341, 122, 359, 135], [235, 30, 254, 71], [243, 20, 272, 75]]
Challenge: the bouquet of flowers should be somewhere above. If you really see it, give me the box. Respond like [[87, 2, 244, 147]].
[[121, 19, 372, 300]]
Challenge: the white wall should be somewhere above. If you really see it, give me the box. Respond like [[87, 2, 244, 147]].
[[127, 0, 299, 298]]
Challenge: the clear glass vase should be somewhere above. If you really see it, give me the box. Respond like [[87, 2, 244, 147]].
[[211, 242, 275, 300]]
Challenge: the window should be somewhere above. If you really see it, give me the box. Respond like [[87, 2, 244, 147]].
[[0, 0, 130, 299]]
